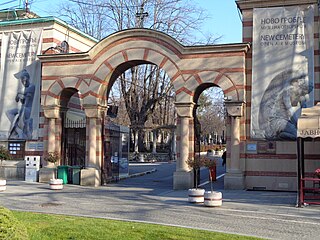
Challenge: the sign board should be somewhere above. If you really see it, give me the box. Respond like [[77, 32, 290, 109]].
[[257, 141, 276, 154], [247, 143, 257, 152], [298, 129, 320, 138], [26, 141, 44, 151]]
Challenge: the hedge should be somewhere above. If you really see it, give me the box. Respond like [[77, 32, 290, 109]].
[[0, 206, 28, 240]]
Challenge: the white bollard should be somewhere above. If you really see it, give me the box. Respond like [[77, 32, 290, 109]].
[[49, 179, 63, 190], [0, 179, 6, 191], [188, 188, 205, 203], [204, 191, 222, 207]]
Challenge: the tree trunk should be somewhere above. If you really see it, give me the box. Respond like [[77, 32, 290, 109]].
[[138, 129, 146, 152], [134, 130, 138, 153], [152, 130, 157, 154]]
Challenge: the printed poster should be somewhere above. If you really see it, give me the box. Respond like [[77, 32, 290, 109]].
[[0, 29, 42, 140], [251, 6, 314, 140]]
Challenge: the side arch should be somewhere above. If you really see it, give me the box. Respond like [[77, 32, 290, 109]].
[[176, 70, 244, 104], [42, 77, 83, 107]]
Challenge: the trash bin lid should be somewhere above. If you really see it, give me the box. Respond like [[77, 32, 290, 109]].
[[69, 165, 82, 169], [57, 165, 69, 169]]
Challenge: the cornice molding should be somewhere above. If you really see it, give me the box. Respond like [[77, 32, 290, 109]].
[[236, 0, 317, 11], [38, 52, 90, 63]]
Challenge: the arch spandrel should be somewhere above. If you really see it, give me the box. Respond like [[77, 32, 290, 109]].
[[40, 29, 250, 109], [175, 70, 246, 105], [88, 29, 184, 61]]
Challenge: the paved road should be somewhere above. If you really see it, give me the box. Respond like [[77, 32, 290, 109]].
[[120, 162, 175, 194], [1, 162, 320, 240], [126, 154, 226, 192]]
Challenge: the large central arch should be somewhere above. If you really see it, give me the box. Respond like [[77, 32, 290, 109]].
[[39, 29, 250, 189]]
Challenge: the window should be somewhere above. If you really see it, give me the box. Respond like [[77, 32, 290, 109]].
[[8, 141, 25, 160]]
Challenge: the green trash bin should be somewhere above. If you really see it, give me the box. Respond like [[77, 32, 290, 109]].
[[71, 166, 81, 185], [57, 165, 69, 184]]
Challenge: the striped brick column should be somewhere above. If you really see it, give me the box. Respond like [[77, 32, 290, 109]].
[[230, 116, 241, 171], [43, 106, 61, 167], [224, 102, 245, 189], [87, 117, 98, 168], [81, 106, 105, 187], [174, 102, 195, 190], [179, 116, 190, 172]]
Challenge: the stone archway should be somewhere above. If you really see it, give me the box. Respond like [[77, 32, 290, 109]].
[[39, 29, 249, 189]]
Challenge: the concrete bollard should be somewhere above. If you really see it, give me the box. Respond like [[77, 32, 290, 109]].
[[0, 179, 6, 191], [49, 179, 63, 190], [188, 188, 205, 203], [204, 191, 222, 207]]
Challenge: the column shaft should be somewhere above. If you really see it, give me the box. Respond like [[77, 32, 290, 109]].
[[48, 118, 56, 153], [179, 116, 189, 171], [87, 117, 97, 168], [172, 130, 176, 161], [230, 116, 240, 171], [224, 115, 244, 189]]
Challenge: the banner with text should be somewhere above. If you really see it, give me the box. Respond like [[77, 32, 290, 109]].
[[251, 6, 314, 140], [0, 29, 42, 140]]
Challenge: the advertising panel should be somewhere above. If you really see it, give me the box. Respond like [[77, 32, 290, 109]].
[[251, 6, 314, 140], [0, 29, 42, 140]]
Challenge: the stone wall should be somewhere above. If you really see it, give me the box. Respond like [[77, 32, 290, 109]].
[[0, 160, 25, 180]]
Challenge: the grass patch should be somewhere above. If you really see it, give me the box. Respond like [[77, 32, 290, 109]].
[[13, 211, 263, 240]]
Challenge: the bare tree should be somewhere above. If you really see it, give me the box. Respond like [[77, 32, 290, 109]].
[[58, 0, 221, 151], [58, 0, 214, 43], [197, 87, 226, 144], [116, 65, 174, 151]]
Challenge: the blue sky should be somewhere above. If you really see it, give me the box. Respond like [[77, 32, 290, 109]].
[[4, 0, 242, 44], [195, 0, 242, 44]]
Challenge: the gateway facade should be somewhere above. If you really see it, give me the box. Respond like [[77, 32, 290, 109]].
[[1, 1, 319, 190]]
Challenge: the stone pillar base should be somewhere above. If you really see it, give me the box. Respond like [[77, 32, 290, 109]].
[[224, 170, 245, 190], [173, 170, 193, 190], [39, 167, 56, 183], [81, 168, 101, 187]]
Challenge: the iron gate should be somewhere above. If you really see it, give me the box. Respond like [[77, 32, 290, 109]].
[[62, 116, 86, 167]]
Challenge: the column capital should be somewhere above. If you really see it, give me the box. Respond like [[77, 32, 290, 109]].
[[225, 101, 244, 117], [43, 105, 63, 118], [83, 105, 107, 118], [175, 102, 195, 118]]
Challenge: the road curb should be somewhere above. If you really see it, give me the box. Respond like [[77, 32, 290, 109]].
[[120, 168, 157, 180]]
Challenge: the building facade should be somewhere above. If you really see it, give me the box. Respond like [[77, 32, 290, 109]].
[[236, 0, 320, 191], [0, 9, 97, 179]]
